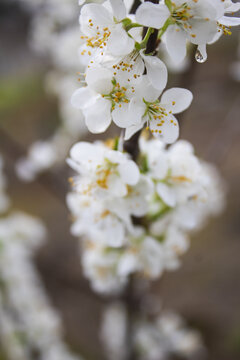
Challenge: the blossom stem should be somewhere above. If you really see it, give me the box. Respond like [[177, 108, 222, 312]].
[[158, 17, 173, 39], [123, 2, 160, 360], [125, 22, 143, 32], [136, 27, 154, 50], [165, 0, 172, 12]]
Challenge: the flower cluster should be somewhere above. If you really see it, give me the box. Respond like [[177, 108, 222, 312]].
[[67, 137, 225, 294], [136, 0, 240, 63], [0, 211, 83, 360], [101, 301, 204, 360], [16, 0, 240, 180], [72, 0, 195, 143], [0, 154, 83, 360], [71, 0, 240, 141]]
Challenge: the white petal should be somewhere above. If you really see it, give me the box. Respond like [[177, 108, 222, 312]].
[[86, 66, 113, 94], [150, 115, 179, 144], [149, 154, 168, 180], [78, 44, 95, 67], [187, 19, 218, 45], [161, 88, 193, 114], [114, 52, 145, 85], [80, 4, 113, 37], [107, 175, 127, 197], [191, 0, 218, 19], [165, 25, 187, 63], [224, 1, 240, 13], [219, 16, 240, 26], [118, 253, 139, 276], [156, 183, 176, 207], [141, 51, 168, 91], [136, 2, 170, 29], [118, 160, 140, 185], [110, 0, 126, 21], [128, 97, 146, 124], [124, 122, 145, 140], [71, 87, 96, 109], [112, 101, 142, 128], [70, 142, 102, 165], [134, 75, 161, 102], [83, 97, 112, 133], [108, 24, 135, 57]]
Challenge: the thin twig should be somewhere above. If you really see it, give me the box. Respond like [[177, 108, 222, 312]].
[[123, 2, 160, 359]]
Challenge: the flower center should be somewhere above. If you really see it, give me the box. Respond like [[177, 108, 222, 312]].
[[171, 3, 193, 23], [95, 160, 118, 189], [217, 22, 232, 36], [102, 79, 132, 110], [111, 50, 142, 82], [80, 19, 111, 55], [144, 100, 177, 135]]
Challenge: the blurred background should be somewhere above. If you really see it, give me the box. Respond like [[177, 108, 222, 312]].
[[0, 1, 240, 359]]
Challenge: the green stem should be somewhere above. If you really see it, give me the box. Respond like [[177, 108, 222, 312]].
[[135, 27, 154, 50], [125, 23, 143, 32], [158, 17, 172, 39], [147, 204, 172, 222], [165, 0, 172, 12]]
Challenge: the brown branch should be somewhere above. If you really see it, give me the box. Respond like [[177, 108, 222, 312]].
[[124, 1, 159, 162], [123, 2, 160, 359]]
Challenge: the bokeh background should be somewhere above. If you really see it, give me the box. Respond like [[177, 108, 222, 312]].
[[0, 1, 240, 359]]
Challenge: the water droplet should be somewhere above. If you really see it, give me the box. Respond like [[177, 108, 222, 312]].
[[195, 49, 207, 63]]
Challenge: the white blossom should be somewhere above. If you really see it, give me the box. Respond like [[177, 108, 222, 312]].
[[101, 302, 204, 360], [68, 141, 140, 198], [140, 138, 225, 232], [125, 86, 193, 143], [101, 302, 128, 360], [134, 311, 204, 360], [78, 2, 135, 66], [136, 0, 240, 63], [0, 211, 83, 360]]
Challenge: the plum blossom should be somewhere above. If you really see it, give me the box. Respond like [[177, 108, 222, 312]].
[[72, 64, 190, 143], [197, 0, 240, 62], [67, 136, 225, 293], [67, 141, 152, 248], [136, 0, 231, 62], [71, 66, 139, 133], [125, 86, 193, 143], [67, 192, 128, 248], [101, 303, 204, 360], [78, 2, 134, 66], [86, 47, 168, 92], [67, 141, 140, 198], [81, 241, 128, 294], [101, 302, 128, 360], [71, 65, 168, 136], [134, 311, 204, 360], [0, 212, 82, 360], [77, 224, 189, 294], [140, 138, 225, 232]]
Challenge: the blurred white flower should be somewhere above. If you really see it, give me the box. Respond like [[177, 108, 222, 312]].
[[68, 141, 140, 198], [134, 311, 204, 360], [0, 211, 83, 360]]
